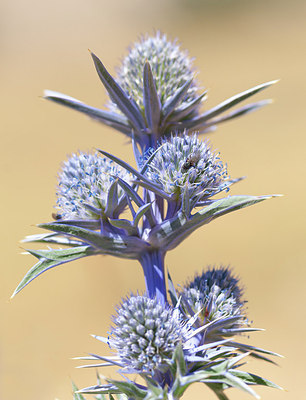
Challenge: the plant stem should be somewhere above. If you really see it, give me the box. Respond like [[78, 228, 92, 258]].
[[139, 250, 167, 303]]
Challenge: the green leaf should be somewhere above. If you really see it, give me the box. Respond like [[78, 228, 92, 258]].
[[38, 222, 149, 257], [22, 232, 82, 246], [12, 246, 96, 297], [72, 382, 87, 400], [107, 379, 147, 399], [78, 384, 123, 395], [223, 372, 260, 398], [149, 195, 275, 250], [231, 370, 283, 390]]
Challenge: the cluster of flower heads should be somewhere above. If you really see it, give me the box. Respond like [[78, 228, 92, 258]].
[[107, 267, 243, 374], [78, 266, 280, 400], [16, 31, 280, 400]]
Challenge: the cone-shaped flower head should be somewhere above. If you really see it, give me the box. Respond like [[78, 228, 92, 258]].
[[109, 295, 188, 374], [114, 32, 198, 113], [145, 133, 228, 204], [56, 151, 132, 220], [180, 267, 246, 340]]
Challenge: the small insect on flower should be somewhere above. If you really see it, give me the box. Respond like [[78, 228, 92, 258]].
[[181, 150, 202, 173], [52, 212, 62, 220]]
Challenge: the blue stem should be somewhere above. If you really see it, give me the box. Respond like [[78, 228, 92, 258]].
[[139, 250, 167, 304]]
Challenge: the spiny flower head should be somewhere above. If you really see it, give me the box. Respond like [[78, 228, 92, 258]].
[[145, 133, 228, 202], [109, 295, 188, 374], [56, 151, 131, 220], [114, 32, 199, 113], [180, 267, 246, 336]]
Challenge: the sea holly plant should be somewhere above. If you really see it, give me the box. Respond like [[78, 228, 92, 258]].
[[14, 32, 282, 399]]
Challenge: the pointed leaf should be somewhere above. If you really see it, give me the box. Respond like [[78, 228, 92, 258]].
[[226, 341, 283, 358], [44, 90, 131, 135], [132, 133, 142, 170], [162, 78, 194, 122], [109, 218, 138, 236], [143, 61, 161, 132], [78, 384, 123, 395], [182, 100, 271, 132], [22, 232, 82, 246], [72, 382, 87, 400], [104, 179, 119, 217], [223, 372, 260, 398], [91, 52, 146, 131], [148, 195, 275, 250], [133, 180, 173, 201], [98, 149, 163, 196], [12, 245, 96, 297], [181, 183, 191, 217], [106, 379, 147, 399], [167, 269, 179, 306], [38, 222, 149, 257], [185, 80, 278, 127], [133, 202, 154, 227], [231, 370, 283, 390], [169, 91, 207, 122]]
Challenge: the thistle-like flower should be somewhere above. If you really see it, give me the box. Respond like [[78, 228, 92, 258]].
[[180, 267, 247, 342], [107, 295, 188, 374], [44, 33, 276, 151], [145, 132, 229, 207], [56, 152, 132, 220], [113, 32, 198, 114], [15, 30, 281, 400], [77, 289, 281, 400]]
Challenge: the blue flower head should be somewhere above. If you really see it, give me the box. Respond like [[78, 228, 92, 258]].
[[56, 151, 132, 220], [109, 295, 189, 374], [145, 132, 229, 204], [180, 267, 246, 340], [113, 32, 199, 114]]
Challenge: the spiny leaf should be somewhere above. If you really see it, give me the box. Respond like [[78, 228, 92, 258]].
[[38, 222, 149, 257], [231, 370, 283, 390], [149, 195, 276, 250], [162, 78, 193, 122], [91, 52, 146, 132], [12, 246, 95, 297], [143, 61, 161, 132], [44, 90, 131, 135], [186, 80, 278, 127]]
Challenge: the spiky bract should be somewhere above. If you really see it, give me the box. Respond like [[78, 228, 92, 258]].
[[145, 133, 228, 202], [114, 32, 198, 113], [180, 266, 246, 340], [56, 152, 131, 220], [109, 295, 187, 373]]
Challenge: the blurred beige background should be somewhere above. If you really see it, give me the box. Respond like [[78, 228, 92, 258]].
[[1, 0, 305, 399]]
